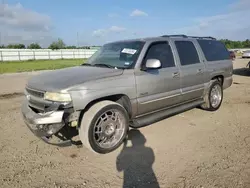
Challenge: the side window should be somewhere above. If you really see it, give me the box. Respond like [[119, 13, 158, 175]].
[[175, 41, 200, 66], [197, 40, 230, 61], [144, 42, 175, 68]]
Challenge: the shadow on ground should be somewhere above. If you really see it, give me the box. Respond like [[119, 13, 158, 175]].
[[54, 126, 82, 146], [116, 129, 160, 188], [233, 66, 250, 77]]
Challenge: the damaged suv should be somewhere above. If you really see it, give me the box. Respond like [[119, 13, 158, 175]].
[[21, 35, 233, 154]]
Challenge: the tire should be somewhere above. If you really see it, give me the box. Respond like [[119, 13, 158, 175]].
[[79, 100, 129, 154], [201, 80, 223, 111]]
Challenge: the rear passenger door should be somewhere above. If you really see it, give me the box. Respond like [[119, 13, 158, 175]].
[[173, 40, 205, 102]]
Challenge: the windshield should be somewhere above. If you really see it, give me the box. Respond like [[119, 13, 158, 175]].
[[85, 41, 145, 69]]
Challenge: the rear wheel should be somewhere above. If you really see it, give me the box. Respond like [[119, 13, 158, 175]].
[[201, 80, 223, 111], [79, 100, 129, 154]]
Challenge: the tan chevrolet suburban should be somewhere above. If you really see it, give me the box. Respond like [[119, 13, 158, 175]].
[[22, 35, 233, 154]]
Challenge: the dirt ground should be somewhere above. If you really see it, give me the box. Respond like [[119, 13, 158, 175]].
[[0, 59, 250, 188]]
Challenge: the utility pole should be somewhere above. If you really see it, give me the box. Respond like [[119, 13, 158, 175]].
[[77, 32, 79, 48]]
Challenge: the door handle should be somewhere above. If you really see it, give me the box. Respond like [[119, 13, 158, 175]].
[[197, 69, 203, 74], [172, 72, 180, 78]]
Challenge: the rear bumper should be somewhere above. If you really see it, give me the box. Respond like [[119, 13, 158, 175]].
[[223, 76, 233, 89], [21, 100, 72, 146]]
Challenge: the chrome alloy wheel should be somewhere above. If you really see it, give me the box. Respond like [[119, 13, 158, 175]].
[[93, 109, 126, 149], [210, 84, 222, 108]]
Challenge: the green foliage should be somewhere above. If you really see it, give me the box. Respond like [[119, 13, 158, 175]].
[[27, 43, 41, 49], [48, 38, 66, 50], [78, 46, 91, 49], [220, 39, 250, 49], [65, 45, 77, 49], [0, 45, 5, 49], [6, 44, 26, 49], [0, 59, 86, 74]]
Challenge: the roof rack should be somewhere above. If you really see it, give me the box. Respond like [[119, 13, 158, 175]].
[[161, 34, 188, 38], [161, 35, 216, 40], [188, 36, 216, 40]]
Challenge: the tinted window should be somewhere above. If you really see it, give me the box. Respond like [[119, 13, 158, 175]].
[[175, 41, 200, 66], [144, 42, 175, 68], [197, 40, 230, 61]]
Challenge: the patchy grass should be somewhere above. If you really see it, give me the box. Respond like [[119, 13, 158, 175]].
[[0, 59, 86, 74]]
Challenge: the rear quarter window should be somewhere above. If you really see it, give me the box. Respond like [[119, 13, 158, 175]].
[[197, 40, 230, 61]]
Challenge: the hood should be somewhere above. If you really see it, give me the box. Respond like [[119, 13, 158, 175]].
[[27, 66, 123, 92]]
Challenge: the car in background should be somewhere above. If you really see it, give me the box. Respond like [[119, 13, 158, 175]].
[[229, 51, 236, 60], [242, 50, 250, 58]]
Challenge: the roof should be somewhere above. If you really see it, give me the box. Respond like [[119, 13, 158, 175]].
[[106, 34, 217, 45]]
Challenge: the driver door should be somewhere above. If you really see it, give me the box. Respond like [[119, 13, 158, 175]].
[[135, 41, 182, 115]]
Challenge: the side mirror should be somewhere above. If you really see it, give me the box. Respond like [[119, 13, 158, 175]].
[[145, 59, 161, 69]]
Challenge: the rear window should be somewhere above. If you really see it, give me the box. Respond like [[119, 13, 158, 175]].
[[197, 40, 230, 61]]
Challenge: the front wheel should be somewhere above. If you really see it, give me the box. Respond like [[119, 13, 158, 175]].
[[79, 100, 129, 154], [201, 80, 223, 111]]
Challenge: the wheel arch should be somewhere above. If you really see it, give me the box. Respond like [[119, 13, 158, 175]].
[[211, 75, 224, 85], [79, 94, 133, 119]]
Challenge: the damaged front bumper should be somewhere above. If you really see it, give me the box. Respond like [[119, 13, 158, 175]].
[[21, 99, 79, 147]]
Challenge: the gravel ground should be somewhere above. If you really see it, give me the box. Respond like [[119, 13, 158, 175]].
[[0, 59, 250, 188], [0, 70, 50, 95]]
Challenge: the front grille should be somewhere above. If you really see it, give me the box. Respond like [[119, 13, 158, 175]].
[[25, 87, 46, 113], [25, 87, 60, 114], [29, 99, 46, 112], [26, 87, 45, 98]]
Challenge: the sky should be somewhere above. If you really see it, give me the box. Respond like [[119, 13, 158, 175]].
[[0, 0, 249, 47]]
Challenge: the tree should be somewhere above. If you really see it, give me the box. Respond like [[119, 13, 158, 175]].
[[6, 44, 26, 49], [65, 45, 77, 49], [77, 46, 91, 49], [48, 38, 65, 50], [220, 39, 250, 49], [28, 43, 41, 49], [18, 44, 26, 49], [242, 39, 250, 48]]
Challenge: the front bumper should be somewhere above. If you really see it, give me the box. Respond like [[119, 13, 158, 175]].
[[21, 100, 72, 146]]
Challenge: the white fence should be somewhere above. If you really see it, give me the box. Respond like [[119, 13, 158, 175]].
[[0, 49, 98, 62]]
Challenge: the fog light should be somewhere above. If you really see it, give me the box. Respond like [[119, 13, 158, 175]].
[[71, 121, 78, 127]]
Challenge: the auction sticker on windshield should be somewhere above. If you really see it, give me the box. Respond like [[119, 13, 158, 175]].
[[121, 48, 137, 55]]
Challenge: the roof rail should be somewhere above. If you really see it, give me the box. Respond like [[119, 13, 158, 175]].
[[161, 34, 188, 38], [188, 36, 216, 40], [161, 35, 216, 40]]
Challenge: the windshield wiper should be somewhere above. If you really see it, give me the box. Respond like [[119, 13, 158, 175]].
[[81, 63, 93, 66], [82, 63, 124, 69], [93, 63, 116, 69]]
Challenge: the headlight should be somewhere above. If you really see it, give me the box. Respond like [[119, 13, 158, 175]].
[[44, 92, 72, 102]]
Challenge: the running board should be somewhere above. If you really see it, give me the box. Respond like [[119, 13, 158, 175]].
[[130, 99, 204, 128]]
